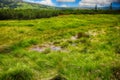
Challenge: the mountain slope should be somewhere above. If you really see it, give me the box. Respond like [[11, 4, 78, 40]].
[[0, 0, 55, 9]]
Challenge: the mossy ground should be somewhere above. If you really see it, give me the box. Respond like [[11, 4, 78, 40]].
[[0, 14, 120, 80]]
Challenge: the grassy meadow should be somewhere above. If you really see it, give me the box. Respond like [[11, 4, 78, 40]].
[[0, 14, 120, 80]]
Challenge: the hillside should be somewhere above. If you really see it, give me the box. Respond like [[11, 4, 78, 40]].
[[0, 0, 55, 9]]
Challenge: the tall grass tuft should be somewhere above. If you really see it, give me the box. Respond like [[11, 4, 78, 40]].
[[0, 64, 33, 80]]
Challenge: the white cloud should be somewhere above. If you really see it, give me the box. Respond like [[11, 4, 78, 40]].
[[61, 4, 68, 7], [79, 0, 120, 7], [57, 0, 75, 2], [80, 0, 120, 4], [79, 3, 96, 7], [39, 0, 54, 6]]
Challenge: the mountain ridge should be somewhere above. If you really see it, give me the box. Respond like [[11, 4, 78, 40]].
[[0, 0, 55, 9]]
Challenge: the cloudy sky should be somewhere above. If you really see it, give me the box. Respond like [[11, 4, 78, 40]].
[[23, 0, 120, 7]]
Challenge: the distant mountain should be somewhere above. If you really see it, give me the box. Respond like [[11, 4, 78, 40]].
[[0, 0, 55, 9]]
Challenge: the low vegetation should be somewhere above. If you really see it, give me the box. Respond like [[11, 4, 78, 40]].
[[0, 14, 120, 80], [1, 64, 33, 80], [0, 9, 120, 20], [0, 9, 59, 20]]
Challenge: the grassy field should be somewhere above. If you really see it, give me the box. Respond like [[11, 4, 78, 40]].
[[0, 14, 120, 80]]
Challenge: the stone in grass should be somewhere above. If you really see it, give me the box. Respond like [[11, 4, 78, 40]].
[[30, 44, 62, 53], [31, 46, 46, 52], [50, 46, 62, 51], [77, 32, 89, 39], [71, 36, 77, 40], [50, 74, 67, 80]]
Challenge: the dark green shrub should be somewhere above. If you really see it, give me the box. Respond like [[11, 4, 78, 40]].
[[0, 65, 33, 80], [115, 45, 120, 54], [112, 66, 120, 80], [50, 74, 67, 80]]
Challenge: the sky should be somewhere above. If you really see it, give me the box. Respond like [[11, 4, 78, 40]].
[[23, 0, 120, 8]]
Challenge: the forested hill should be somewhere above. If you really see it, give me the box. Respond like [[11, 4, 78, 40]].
[[0, 0, 55, 9]]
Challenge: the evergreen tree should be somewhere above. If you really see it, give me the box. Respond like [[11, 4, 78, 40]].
[[110, 3, 112, 10], [95, 4, 97, 10]]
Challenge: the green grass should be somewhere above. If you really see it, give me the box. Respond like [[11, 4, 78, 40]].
[[0, 14, 120, 80]]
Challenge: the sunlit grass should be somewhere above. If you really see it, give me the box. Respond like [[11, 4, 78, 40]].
[[0, 14, 120, 80]]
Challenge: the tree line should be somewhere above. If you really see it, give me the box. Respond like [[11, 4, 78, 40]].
[[0, 9, 59, 20], [0, 9, 120, 20]]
